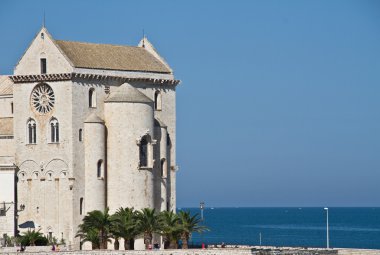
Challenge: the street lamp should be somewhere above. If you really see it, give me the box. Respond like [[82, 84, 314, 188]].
[[200, 202, 205, 249], [324, 207, 329, 249], [200, 202, 205, 221]]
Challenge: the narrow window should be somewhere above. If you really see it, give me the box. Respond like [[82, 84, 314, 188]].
[[154, 91, 162, 110], [80, 198, 83, 215], [40, 58, 47, 74], [11, 102, 13, 114], [50, 118, 59, 143], [97, 160, 103, 178], [27, 119, 37, 144], [89, 89, 96, 108], [160, 159, 166, 177], [139, 137, 148, 167], [79, 129, 83, 142]]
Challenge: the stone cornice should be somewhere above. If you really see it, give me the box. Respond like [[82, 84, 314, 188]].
[[9, 73, 181, 85]]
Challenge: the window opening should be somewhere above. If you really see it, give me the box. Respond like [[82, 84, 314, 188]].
[[80, 198, 83, 215], [40, 58, 47, 74], [50, 118, 59, 143], [89, 89, 96, 108], [139, 137, 148, 167], [97, 160, 103, 178], [27, 119, 37, 144], [154, 91, 162, 110], [160, 159, 165, 177]]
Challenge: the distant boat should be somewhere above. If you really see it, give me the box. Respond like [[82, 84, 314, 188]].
[[211, 207, 215, 210]]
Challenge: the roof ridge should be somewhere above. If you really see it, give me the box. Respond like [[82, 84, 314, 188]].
[[55, 39, 142, 49]]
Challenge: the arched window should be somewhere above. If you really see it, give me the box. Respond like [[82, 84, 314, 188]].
[[139, 136, 148, 167], [27, 119, 37, 144], [50, 118, 59, 143], [89, 88, 96, 108], [97, 160, 103, 178], [80, 197, 84, 215], [154, 91, 162, 111], [79, 129, 83, 142]]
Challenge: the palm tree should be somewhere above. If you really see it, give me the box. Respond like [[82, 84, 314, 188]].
[[136, 208, 161, 249], [76, 226, 100, 250], [111, 207, 139, 250], [178, 211, 208, 249], [76, 208, 112, 249], [159, 210, 181, 249], [19, 229, 44, 246]]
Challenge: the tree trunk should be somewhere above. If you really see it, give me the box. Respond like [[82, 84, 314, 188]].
[[169, 240, 178, 249], [182, 238, 188, 249], [114, 238, 119, 250], [144, 233, 152, 250], [124, 238, 131, 250]]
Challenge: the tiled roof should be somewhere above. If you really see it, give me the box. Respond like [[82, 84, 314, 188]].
[[55, 40, 171, 74], [0, 76, 13, 95], [105, 84, 152, 103], [0, 117, 13, 135]]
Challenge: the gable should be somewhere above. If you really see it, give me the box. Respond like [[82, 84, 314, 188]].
[[14, 28, 73, 75]]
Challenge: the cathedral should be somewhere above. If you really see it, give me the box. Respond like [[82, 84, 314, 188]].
[[0, 27, 179, 249]]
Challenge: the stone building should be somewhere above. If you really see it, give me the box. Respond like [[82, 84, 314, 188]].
[[0, 27, 179, 249]]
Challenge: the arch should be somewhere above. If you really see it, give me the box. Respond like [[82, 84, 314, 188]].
[[97, 160, 103, 178], [154, 90, 162, 111], [89, 88, 96, 108], [49, 117, 59, 143], [45, 158, 69, 170], [27, 118, 37, 144], [19, 160, 39, 176], [45, 159, 69, 177], [32, 171, 39, 180], [17, 171, 27, 182], [60, 170, 68, 179], [45, 171, 54, 181]]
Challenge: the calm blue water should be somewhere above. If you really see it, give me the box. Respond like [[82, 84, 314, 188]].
[[182, 208, 380, 249]]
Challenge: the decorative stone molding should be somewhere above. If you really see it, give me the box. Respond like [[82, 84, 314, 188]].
[[10, 72, 180, 85]]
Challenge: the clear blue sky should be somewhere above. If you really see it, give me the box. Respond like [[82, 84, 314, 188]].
[[1, 0, 379, 207]]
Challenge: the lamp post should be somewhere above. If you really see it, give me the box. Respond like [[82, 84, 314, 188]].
[[200, 202, 205, 249], [324, 207, 329, 249]]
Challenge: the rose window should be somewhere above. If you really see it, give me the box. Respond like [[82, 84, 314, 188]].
[[31, 84, 55, 114]]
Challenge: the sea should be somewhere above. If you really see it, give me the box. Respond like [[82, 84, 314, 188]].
[[181, 207, 380, 249]]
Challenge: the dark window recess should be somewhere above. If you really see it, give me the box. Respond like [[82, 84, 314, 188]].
[[139, 137, 148, 167], [80, 198, 83, 215], [40, 58, 47, 74], [97, 160, 102, 178]]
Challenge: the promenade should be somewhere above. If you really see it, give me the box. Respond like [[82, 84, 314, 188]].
[[1, 246, 380, 255]]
